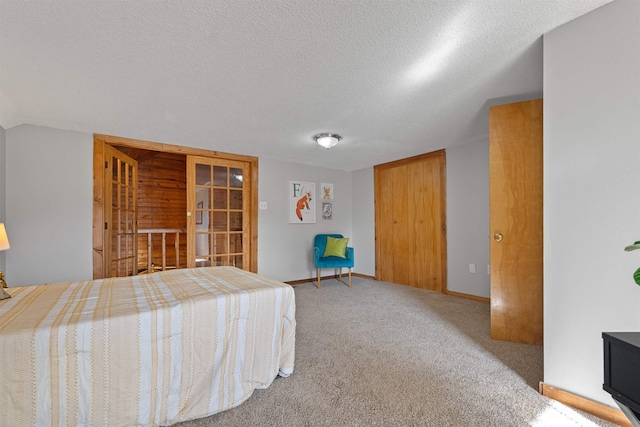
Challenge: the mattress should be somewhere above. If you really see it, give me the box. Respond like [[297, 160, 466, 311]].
[[0, 266, 296, 426]]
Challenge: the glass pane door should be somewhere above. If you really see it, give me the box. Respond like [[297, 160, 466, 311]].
[[187, 156, 248, 269], [106, 146, 138, 277]]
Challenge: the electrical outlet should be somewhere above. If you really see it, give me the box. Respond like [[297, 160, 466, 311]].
[[259, 201, 268, 210], [469, 263, 476, 274]]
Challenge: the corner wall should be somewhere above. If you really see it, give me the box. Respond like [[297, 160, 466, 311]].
[[544, 0, 640, 406], [6, 125, 94, 285], [351, 167, 375, 277], [257, 157, 353, 282]]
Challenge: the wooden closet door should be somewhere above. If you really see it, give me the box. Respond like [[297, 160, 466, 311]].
[[376, 166, 396, 283], [376, 164, 408, 285], [375, 150, 446, 292], [489, 99, 543, 345], [408, 156, 445, 291]]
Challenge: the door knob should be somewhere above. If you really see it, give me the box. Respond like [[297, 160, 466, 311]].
[[494, 233, 503, 242]]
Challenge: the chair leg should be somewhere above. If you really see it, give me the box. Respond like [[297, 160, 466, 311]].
[[317, 268, 321, 289], [348, 268, 352, 287], [338, 268, 342, 283]]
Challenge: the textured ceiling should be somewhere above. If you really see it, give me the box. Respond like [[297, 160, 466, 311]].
[[0, 0, 611, 171]]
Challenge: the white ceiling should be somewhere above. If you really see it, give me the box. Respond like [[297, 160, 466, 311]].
[[0, 0, 611, 171]]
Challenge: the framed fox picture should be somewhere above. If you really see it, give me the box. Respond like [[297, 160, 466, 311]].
[[289, 181, 316, 223]]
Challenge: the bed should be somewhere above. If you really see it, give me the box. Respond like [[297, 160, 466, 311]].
[[0, 266, 296, 427]]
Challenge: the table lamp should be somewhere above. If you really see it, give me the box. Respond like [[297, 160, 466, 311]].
[[0, 223, 10, 293]]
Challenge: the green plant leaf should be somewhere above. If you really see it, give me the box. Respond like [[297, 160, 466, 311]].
[[634, 268, 640, 286], [624, 241, 640, 251]]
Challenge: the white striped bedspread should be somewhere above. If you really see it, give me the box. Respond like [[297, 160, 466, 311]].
[[0, 266, 296, 427]]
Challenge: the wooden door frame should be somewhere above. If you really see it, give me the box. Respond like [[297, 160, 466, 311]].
[[93, 134, 259, 279], [373, 149, 448, 292]]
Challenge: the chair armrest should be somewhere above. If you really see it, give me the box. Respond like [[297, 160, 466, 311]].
[[346, 247, 354, 261], [314, 246, 322, 261]]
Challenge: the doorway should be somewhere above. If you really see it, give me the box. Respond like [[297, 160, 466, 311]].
[[92, 134, 258, 279]]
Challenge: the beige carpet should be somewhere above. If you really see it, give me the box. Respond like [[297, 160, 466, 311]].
[[176, 277, 616, 426]]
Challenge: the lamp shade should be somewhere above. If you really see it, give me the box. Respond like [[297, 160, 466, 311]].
[[0, 223, 10, 251], [314, 133, 341, 149]]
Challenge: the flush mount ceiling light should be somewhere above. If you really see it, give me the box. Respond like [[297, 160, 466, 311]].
[[314, 133, 341, 149]]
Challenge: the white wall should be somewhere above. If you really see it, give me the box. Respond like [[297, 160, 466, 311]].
[[257, 157, 353, 282], [446, 141, 490, 297], [346, 147, 492, 295], [4, 125, 358, 286], [0, 125, 6, 275], [6, 125, 94, 285], [351, 167, 375, 277], [544, 0, 640, 406]]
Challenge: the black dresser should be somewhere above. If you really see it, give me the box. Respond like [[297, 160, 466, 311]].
[[603, 332, 640, 426]]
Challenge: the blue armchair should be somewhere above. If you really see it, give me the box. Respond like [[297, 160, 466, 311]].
[[313, 234, 354, 289]]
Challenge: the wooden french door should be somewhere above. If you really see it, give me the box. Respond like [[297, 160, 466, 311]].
[[187, 156, 250, 269], [104, 145, 139, 277], [489, 99, 543, 346], [374, 150, 447, 291], [94, 134, 258, 279]]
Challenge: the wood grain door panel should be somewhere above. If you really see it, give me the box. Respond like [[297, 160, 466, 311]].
[[489, 99, 543, 345], [375, 150, 447, 292], [413, 156, 445, 291], [376, 166, 396, 282], [391, 164, 410, 286], [408, 160, 427, 288]]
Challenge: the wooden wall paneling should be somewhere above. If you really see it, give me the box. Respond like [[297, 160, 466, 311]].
[[136, 152, 187, 272], [136, 153, 187, 226]]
